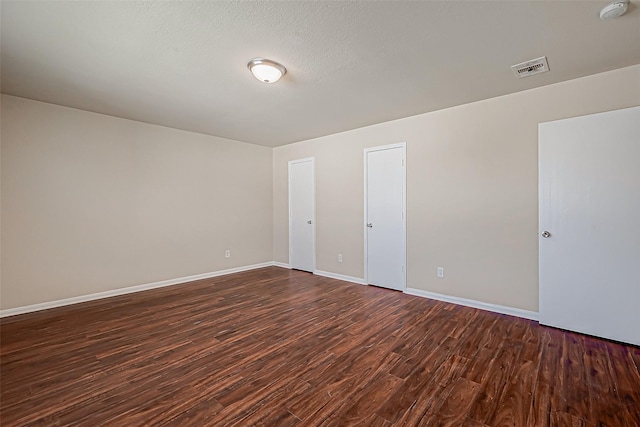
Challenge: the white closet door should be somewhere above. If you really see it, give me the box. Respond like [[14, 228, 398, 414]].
[[365, 144, 406, 291], [289, 158, 315, 272], [539, 106, 640, 346]]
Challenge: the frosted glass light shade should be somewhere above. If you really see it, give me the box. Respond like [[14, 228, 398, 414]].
[[247, 58, 286, 84]]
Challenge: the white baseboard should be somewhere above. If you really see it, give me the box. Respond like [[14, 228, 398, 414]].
[[1, 264, 538, 322], [314, 270, 366, 285], [0, 262, 274, 318], [404, 287, 539, 321], [272, 261, 291, 269]]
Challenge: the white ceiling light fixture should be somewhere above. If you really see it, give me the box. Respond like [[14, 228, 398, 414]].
[[247, 58, 287, 83], [600, 0, 630, 19]]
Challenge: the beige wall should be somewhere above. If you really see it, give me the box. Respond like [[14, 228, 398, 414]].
[[3, 65, 639, 313], [1, 95, 273, 309], [273, 65, 640, 312]]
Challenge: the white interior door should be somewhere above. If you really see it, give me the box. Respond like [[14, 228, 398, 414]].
[[539, 106, 640, 346], [289, 158, 315, 272], [365, 144, 406, 291]]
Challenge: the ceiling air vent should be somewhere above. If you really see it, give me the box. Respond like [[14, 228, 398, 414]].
[[511, 56, 550, 78]]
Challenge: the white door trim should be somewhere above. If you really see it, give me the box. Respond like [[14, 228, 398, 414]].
[[288, 157, 316, 272], [363, 142, 407, 290]]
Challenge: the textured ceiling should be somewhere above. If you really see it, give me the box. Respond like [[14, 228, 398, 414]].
[[2, 1, 639, 147]]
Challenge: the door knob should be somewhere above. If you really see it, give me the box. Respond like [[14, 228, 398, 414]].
[[307, 220, 312, 224], [541, 231, 551, 238], [367, 223, 373, 228]]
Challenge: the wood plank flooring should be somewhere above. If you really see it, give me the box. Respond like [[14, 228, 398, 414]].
[[1, 267, 639, 426]]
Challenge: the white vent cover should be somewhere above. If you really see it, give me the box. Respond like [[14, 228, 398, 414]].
[[511, 56, 550, 78]]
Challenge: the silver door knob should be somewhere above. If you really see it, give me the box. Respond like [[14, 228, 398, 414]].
[[307, 220, 312, 224], [541, 231, 551, 238], [367, 223, 373, 228]]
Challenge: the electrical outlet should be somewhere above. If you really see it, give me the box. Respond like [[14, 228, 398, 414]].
[[225, 250, 231, 258], [338, 254, 343, 263], [437, 267, 444, 278]]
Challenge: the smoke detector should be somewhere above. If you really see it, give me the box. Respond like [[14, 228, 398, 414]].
[[511, 56, 550, 79], [600, 0, 629, 19]]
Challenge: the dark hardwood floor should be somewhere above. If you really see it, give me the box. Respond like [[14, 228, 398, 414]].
[[1, 267, 639, 426]]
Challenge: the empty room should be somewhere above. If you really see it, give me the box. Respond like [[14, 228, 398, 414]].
[[1, 1, 639, 426]]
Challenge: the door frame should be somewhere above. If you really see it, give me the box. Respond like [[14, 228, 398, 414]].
[[288, 157, 316, 272], [363, 142, 407, 289]]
